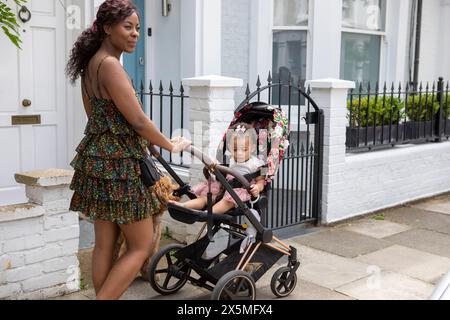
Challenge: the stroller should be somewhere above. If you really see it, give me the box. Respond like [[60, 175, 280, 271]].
[[147, 101, 300, 300]]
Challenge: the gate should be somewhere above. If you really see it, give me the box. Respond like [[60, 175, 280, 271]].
[[238, 76, 324, 229]]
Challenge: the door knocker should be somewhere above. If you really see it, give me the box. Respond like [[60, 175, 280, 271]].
[[18, 6, 32, 23]]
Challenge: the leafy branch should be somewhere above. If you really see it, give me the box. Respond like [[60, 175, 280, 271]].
[[0, 0, 27, 49]]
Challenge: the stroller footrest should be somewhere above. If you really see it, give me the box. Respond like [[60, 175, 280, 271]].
[[168, 203, 234, 224]]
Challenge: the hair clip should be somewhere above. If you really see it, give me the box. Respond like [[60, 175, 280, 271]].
[[235, 125, 246, 133]]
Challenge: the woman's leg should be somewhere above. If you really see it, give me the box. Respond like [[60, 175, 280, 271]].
[[92, 220, 120, 294], [96, 217, 154, 300]]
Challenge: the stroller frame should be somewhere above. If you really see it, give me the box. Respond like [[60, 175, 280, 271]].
[[147, 103, 300, 300]]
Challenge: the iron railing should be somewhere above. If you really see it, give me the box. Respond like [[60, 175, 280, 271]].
[[240, 72, 323, 229], [136, 80, 189, 168], [347, 77, 450, 152]]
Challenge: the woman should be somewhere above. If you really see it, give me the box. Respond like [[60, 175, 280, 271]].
[[66, 0, 190, 300]]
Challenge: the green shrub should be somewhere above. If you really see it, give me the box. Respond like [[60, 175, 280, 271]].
[[347, 96, 405, 127], [405, 93, 450, 121], [347, 93, 450, 127]]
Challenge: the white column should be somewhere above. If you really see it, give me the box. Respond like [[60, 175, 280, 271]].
[[183, 75, 243, 186], [306, 79, 355, 224], [441, 0, 450, 81], [310, 0, 343, 79], [180, 0, 222, 77], [385, 0, 411, 84]]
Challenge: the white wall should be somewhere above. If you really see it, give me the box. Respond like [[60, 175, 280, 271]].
[[439, 0, 450, 81], [222, 0, 251, 101], [331, 143, 450, 223], [308, 78, 450, 225], [418, 0, 442, 83]]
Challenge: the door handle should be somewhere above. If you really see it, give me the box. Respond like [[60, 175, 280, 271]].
[[22, 99, 32, 107]]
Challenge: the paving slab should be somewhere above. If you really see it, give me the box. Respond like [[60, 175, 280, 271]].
[[257, 279, 354, 300], [409, 196, 450, 216], [383, 207, 450, 235], [335, 271, 434, 300], [52, 292, 91, 300], [292, 229, 391, 258], [384, 229, 450, 259], [122, 278, 207, 300], [343, 219, 412, 239], [284, 245, 371, 290], [356, 245, 450, 284]]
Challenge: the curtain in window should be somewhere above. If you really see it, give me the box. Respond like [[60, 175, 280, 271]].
[[342, 0, 385, 31], [274, 0, 309, 27]]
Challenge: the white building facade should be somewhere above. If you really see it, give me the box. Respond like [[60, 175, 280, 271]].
[[1, 0, 449, 207]]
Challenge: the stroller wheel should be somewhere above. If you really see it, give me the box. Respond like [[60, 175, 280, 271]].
[[211, 270, 256, 300], [270, 266, 297, 298], [148, 243, 191, 295]]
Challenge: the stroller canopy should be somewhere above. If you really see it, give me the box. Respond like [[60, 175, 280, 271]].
[[216, 101, 290, 184]]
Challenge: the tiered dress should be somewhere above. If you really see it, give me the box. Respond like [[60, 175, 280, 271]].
[[69, 77, 160, 224]]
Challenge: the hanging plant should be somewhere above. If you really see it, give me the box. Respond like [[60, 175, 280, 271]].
[[0, 0, 27, 49]]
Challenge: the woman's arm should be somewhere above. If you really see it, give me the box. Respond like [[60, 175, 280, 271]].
[[99, 57, 174, 151]]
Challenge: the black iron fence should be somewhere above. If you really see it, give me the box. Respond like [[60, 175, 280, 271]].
[[347, 77, 450, 152], [136, 80, 189, 167], [241, 73, 324, 229]]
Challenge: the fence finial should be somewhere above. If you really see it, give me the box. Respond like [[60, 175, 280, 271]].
[[256, 75, 261, 89]]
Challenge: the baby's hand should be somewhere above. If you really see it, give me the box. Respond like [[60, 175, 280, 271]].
[[249, 184, 261, 198]]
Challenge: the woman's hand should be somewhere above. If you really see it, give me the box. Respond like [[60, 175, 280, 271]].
[[171, 137, 191, 153]]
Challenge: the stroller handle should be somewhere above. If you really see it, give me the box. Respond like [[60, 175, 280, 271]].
[[185, 146, 252, 192]]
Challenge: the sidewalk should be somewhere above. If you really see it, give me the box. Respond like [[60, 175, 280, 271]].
[[57, 193, 450, 300]]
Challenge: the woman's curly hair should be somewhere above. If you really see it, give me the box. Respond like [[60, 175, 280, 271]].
[[66, 0, 138, 83]]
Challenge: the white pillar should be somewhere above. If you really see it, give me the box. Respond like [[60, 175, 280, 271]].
[[310, 0, 343, 79], [441, 0, 450, 81], [180, 0, 222, 77], [306, 79, 355, 224], [183, 75, 243, 187], [0, 169, 80, 299]]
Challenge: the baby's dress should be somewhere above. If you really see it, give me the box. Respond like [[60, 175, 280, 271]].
[[191, 156, 265, 206]]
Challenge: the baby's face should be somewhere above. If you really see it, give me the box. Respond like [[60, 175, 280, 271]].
[[231, 137, 252, 163]]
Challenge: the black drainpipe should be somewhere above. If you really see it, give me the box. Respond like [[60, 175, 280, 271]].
[[413, 0, 423, 89]]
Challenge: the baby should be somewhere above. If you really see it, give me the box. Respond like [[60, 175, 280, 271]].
[[175, 122, 266, 214]]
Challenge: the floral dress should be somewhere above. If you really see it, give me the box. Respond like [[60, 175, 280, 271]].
[[69, 95, 160, 225]]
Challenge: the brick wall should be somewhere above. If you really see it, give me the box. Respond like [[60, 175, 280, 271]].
[[0, 170, 80, 300]]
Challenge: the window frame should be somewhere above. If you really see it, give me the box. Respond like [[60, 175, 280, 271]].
[[271, 0, 312, 84], [340, 0, 389, 86]]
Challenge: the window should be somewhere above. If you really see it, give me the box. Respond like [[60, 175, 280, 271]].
[[340, 0, 386, 87], [272, 0, 309, 104]]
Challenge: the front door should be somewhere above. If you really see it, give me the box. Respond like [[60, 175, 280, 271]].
[[123, 0, 146, 92], [0, 0, 67, 206]]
